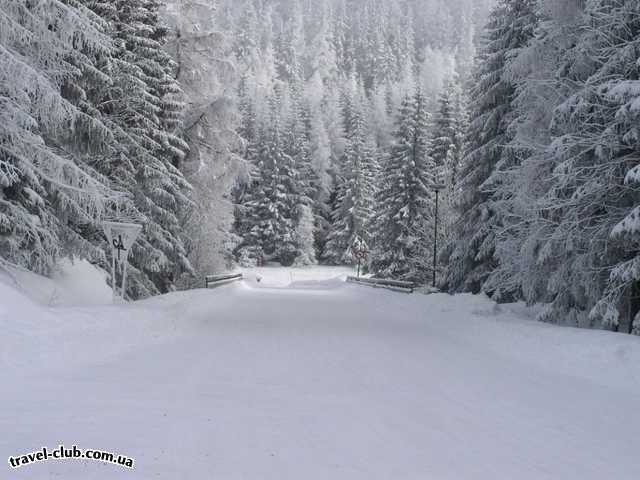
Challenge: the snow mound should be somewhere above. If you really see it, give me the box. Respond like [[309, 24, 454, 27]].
[[2, 258, 111, 307], [241, 265, 354, 287]]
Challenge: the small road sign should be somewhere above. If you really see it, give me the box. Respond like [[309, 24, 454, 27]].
[[103, 221, 142, 302]]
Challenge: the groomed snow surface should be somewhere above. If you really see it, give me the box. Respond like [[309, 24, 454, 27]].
[[2, 265, 640, 479]]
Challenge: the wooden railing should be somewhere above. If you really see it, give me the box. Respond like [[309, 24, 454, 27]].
[[205, 272, 243, 289], [346, 276, 415, 293]]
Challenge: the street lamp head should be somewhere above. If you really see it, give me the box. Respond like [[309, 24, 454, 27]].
[[432, 183, 446, 191]]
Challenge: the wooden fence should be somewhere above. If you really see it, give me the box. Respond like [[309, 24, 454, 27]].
[[346, 276, 415, 293], [205, 272, 243, 289]]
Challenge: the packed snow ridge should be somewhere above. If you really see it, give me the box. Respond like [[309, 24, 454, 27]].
[[2, 266, 639, 479]]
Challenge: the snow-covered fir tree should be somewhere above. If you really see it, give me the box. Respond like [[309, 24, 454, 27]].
[[443, 0, 538, 297], [236, 93, 303, 266], [0, 0, 117, 274], [428, 74, 468, 278], [284, 84, 319, 265], [82, 0, 193, 296], [323, 85, 377, 265], [488, 0, 593, 326], [430, 75, 468, 193], [590, 0, 640, 333], [450, 0, 640, 335], [372, 90, 434, 281], [541, 0, 640, 333]]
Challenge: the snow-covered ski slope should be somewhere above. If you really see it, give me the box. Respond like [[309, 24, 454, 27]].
[[2, 266, 640, 479]]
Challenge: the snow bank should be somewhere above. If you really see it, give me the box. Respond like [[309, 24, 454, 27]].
[[407, 292, 640, 394], [2, 258, 111, 307], [241, 265, 355, 287]]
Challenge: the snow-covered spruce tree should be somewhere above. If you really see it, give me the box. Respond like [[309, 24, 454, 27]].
[[591, 0, 640, 334], [240, 94, 301, 266], [305, 10, 337, 162], [304, 12, 339, 259], [68, 0, 154, 297], [233, 89, 262, 258], [323, 86, 377, 265], [233, 133, 264, 266], [492, 0, 596, 326], [482, 2, 567, 312], [46, 0, 132, 265], [270, 96, 305, 266], [129, 0, 192, 294], [83, 0, 193, 296], [430, 75, 468, 193], [428, 74, 468, 280], [443, 0, 538, 296], [274, 0, 305, 84], [284, 85, 318, 265], [235, 123, 268, 265], [0, 0, 117, 274], [542, 0, 640, 334], [306, 99, 334, 256], [372, 91, 434, 282], [232, 73, 265, 266]]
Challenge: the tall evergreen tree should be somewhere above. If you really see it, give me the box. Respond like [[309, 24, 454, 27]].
[[284, 85, 319, 265], [430, 76, 468, 191], [591, 0, 640, 333], [443, 0, 538, 296], [323, 87, 377, 265], [0, 0, 118, 274], [83, 0, 193, 296], [234, 125, 265, 266], [428, 74, 468, 281], [492, 0, 592, 325], [372, 91, 434, 281], [237, 93, 302, 266], [546, 0, 640, 333]]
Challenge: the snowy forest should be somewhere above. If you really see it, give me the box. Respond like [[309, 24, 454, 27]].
[[2, 0, 640, 335]]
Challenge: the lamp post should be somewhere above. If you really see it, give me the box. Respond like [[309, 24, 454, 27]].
[[432, 183, 445, 288]]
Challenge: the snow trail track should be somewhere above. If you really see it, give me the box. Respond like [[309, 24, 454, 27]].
[[2, 269, 640, 479]]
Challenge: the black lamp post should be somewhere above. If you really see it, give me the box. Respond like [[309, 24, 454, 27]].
[[432, 183, 445, 288]]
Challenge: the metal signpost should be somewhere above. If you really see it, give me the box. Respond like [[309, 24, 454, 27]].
[[103, 221, 142, 303], [351, 237, 369, 279]]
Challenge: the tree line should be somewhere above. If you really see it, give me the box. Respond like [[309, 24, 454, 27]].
[[1, 0, 483, 297], [231, 0, 640, 335], [446, 0, 640, 334], [228, 0, 475, 282]]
